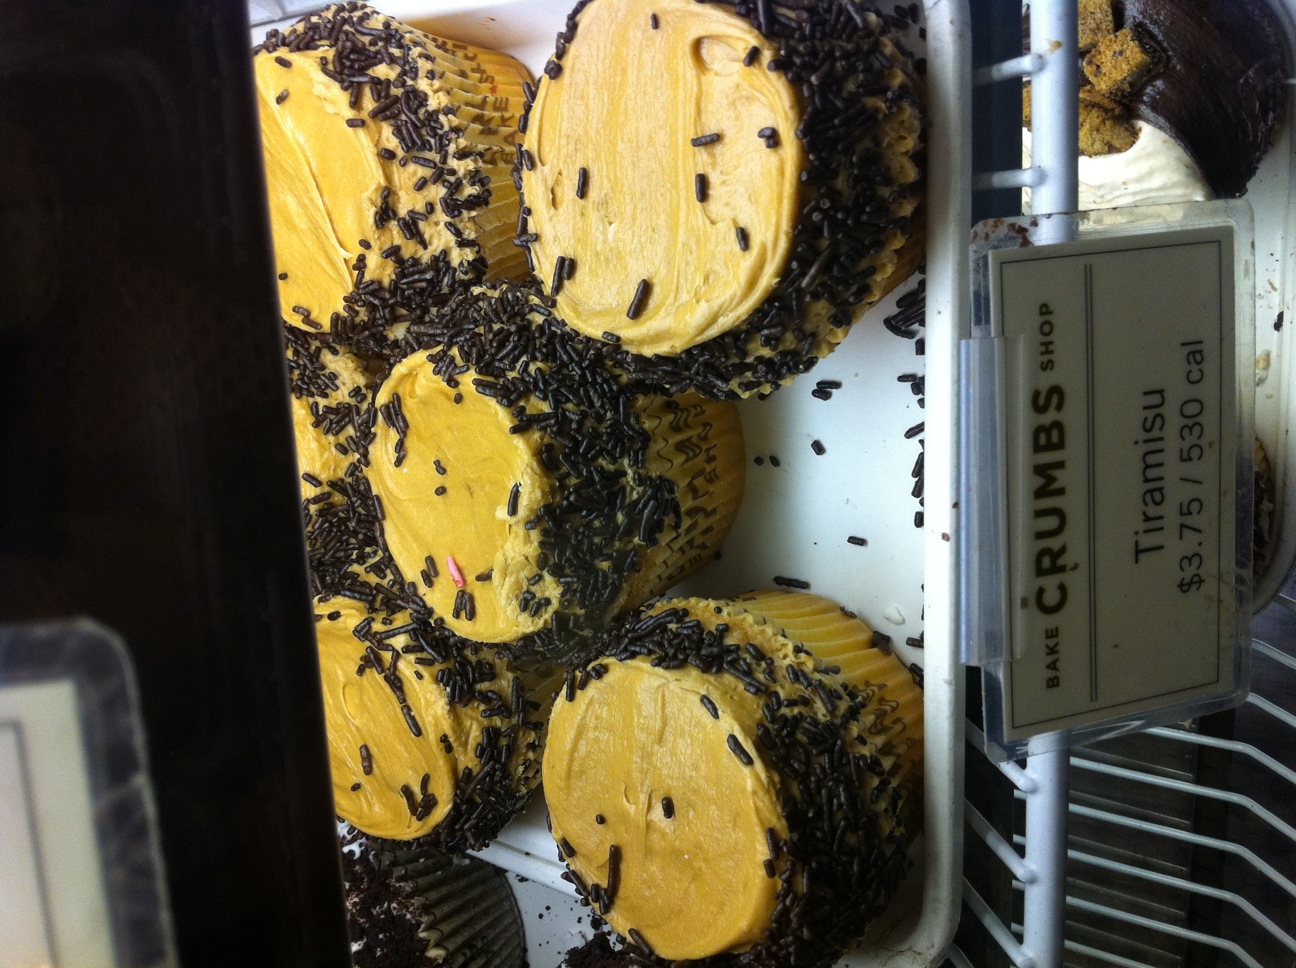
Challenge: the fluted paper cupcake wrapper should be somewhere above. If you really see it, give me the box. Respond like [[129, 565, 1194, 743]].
[[726, 589, 924, 821], [393, 14, 532, 94], [618, 392, 745, 607], [371, 845, 527, 968], [422, 35, 533, 85]]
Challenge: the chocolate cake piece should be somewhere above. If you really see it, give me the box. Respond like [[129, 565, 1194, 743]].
[[1083, 25, 1165, 101], [1077, 88, 1139, 155], [1078, 0, 1117, 51], [1122, 0, 1289, 197]]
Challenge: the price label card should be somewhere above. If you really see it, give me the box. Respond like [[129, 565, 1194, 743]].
[[963, 206, 1254, 755]]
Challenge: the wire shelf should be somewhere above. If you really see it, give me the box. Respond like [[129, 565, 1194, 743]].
[[953, 1, 1296, 965]]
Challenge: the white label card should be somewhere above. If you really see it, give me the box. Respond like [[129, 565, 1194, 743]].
[[991, 225, 1240, 741], [0, 680, 117, 968]]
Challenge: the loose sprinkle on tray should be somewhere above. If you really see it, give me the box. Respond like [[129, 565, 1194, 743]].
[[773, 576, 810, 590]]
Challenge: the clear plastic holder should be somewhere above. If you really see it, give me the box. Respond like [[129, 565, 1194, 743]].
[[0, 620, 176, 968], [960, 202, 1256, 760]]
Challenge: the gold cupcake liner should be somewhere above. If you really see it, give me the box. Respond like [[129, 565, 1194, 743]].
[[620, 392, 745, 604], [725, 589, 923, 827]]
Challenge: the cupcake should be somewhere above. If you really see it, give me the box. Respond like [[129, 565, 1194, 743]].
[[517, 0, 924, 399], [281, 325, 388, 600], [284, 325, 375, 494], [342, 833, 527, 968], [366, 281, 744, 656], [253, 2, 533, 341], [542, 591, 923, 965], [315, 594, 552, 852]]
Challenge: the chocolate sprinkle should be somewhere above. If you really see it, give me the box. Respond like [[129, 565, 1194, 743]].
[[626, 278, 651, 320], [773, 575, 810, 589], [727, 733, 754, 765]]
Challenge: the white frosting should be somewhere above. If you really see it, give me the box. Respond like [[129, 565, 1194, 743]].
[[1023, 121, 1213, 211]]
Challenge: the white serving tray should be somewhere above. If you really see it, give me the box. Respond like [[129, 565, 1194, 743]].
[[244, 0, 972, 963], [360, 2, 972, 964]]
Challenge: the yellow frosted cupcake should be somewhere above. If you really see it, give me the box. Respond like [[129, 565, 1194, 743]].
[[366, 282, 744, 655], [283, 326, 375, 494], [254, 3, 532, 340], [543, 591, 922, 964], [518, 0, 923, 398], [315, 594, 551, 851], [281, 326, 388, 597]]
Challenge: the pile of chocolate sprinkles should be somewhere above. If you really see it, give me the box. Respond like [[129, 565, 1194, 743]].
[[515, 0, 922, 399], [257, 3, 505, 341], [380, 281, 685, 663], [881, 273, 926, 527], [558, 605, 916, 968]]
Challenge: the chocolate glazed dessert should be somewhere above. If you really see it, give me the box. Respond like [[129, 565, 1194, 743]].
[[1123, 0, 1289, 198]]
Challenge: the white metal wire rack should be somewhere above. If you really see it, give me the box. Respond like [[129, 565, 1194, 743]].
[[953, 2, 1296, 966]]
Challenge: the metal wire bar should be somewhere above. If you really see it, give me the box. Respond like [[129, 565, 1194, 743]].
[[963, 880, 1037, 968], [945, 943, 978, 968], [966, 721, 1039, 793], [966, 801, 1036, 882], [1058, 937, 1168, 968], [1254, 638, 1296, 673], [1059, 800, 1296, 902], [1069, 756, 1296, 846], [1063, 896, 1266, 968], [1144, 725, 1296, 789], [1056, 847, 1296, 955], [972, 53, 1046, 85], [1248, 691, 1296, 732], [972, 168, 1045, 191]]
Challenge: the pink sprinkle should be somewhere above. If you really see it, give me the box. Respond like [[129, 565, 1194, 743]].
[[447, 556, 466, 588]]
